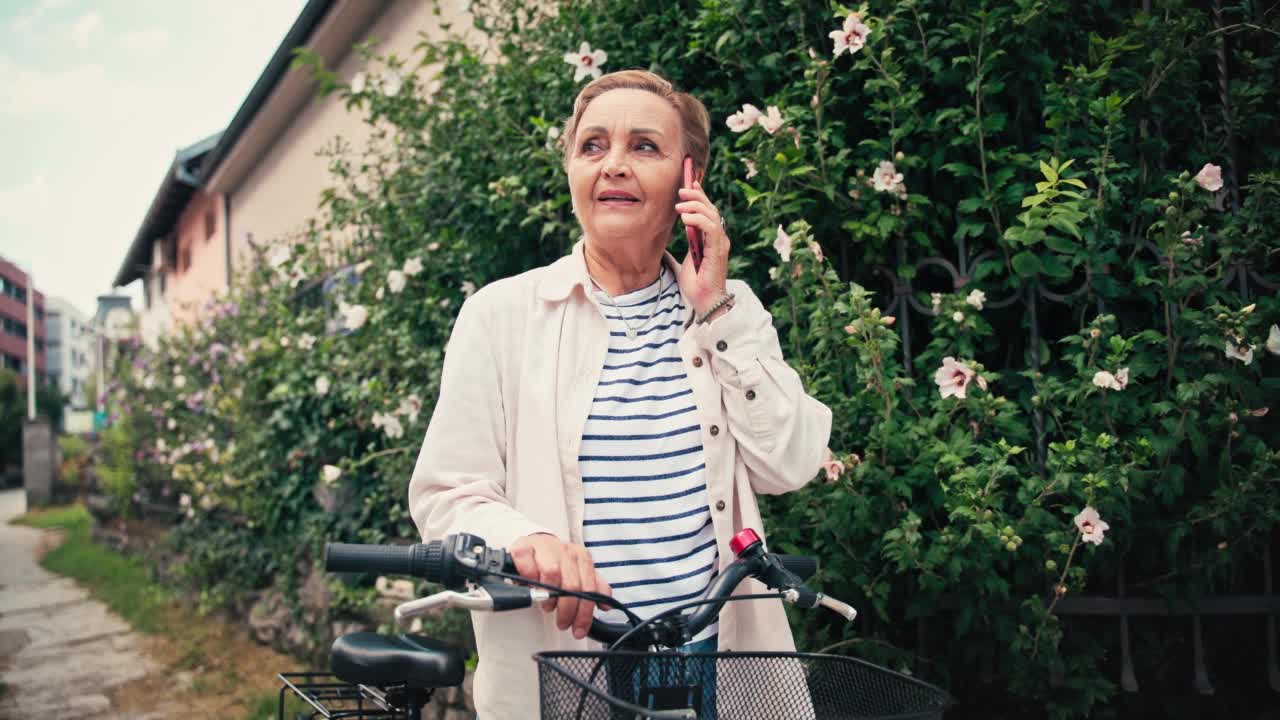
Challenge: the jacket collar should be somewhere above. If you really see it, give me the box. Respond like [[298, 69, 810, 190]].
[[536, 237, 684, 306]]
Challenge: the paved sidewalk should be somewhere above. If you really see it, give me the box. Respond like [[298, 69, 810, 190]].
[[0, 489, 157, 719]]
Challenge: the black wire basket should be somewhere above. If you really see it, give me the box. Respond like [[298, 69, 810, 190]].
[[535, 651, 951, 720]]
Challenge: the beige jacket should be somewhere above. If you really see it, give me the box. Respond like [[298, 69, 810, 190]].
[[408, 240, 832, 719]]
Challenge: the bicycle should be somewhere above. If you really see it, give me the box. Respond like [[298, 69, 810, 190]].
[[276, 528, 952, 719]]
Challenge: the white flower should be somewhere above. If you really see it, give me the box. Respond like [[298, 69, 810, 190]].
[[350, 71, 367, 94], [321, 465, 342, 485], [157, 438, 167, 452], [375, 286, 385, 301], [315, 376, 330, 396], [743, 158, 758, 179], [773, 225, 792, 262], [174, 375, 186, 389], [758, 105, 784, 135], [1266, 325, 1280, 356], [354, 260, 373, 275], [871, 160, 906, 195], [398, 394, 422, 424], [563, 42, 608, 82], [387, 269, 407, 294], [339, 302, 369, 331], [179, 493, 190, 508], [427, 241, 440, 252], [298, 333, 316, 350], [381, 70, 402, 97], [1092, 368, 1129, 391], [965, 289, 986, 310], [1074, 506, 1110, 545], [403, 257, 424, 276], [461, 280, 477, 297], [952, 311, 965, 323], [280, 336, 291, 348], [829, 13, 871, 57], [269, 246, 291, 268], [934, 357, 983, 399], [726, 104, 762, 133], [1224, 341, 1254, 365], [545, 125, 561, 151], [381, 414, 404, 440], [167, 418, 176, 431], [930, 292, 943, 316], [143, 375, 155, 390]]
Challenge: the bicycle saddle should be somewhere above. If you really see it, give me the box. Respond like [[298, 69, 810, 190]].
[[330, 632, 466, 688]]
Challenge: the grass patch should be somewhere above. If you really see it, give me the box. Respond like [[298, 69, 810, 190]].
[[14, 504, 172, 634]]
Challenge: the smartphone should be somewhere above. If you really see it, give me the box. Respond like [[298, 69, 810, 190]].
[[683, 155, 704, 270]]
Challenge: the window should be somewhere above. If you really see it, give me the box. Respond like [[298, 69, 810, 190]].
[[0, 277, 27, 304], [2, 317, 27, 337]]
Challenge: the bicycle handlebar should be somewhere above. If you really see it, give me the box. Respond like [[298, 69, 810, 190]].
[[324, 529, 848, 648]]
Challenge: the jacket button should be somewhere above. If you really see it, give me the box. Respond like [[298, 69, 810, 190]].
[[716, 340, 728, 352], [709, 425, 719, 436], [745, 390, 756, 401], [715, 500, 726, 511], [692, 356, 703, 368]]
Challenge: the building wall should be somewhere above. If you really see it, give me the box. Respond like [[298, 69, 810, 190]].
[[43, 295, 96, 409], [0, 257, 46, 384], [228, 0, 470, 274], [165, 190, 229, 326]]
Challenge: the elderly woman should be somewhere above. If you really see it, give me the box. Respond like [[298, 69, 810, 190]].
[[408, 69, 832, 719]]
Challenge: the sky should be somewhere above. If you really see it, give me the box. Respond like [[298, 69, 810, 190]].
[[0, 0, 308, 320]]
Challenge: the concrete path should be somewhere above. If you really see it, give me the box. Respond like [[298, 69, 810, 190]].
[[0, 489, 158, 719]]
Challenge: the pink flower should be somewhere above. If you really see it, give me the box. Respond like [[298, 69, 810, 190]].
[[742, 158, 758, 179], [758, 105, 784, 135], [1224, 341, 1254, 365], [726, 104, 762, 133], [773, 225, 792, 262], [1267, 325, 1280, 356], [1074, 506, 1110, 545], [870, 160, 906, 195], [1194, 163, 1223, 192], [1091, 367, 1129, 391], [934, 357, 984, 399], [809, 240, 824, 263], [821, 449, 844, 483], [829, 14, 871, 57], [563, 42, 608, 82]]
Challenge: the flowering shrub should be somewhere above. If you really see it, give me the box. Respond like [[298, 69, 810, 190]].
[[100, 0, 1279, 715]]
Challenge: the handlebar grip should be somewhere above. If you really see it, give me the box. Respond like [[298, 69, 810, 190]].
[[776, 554, 818, 582], [324, 542, 442, 580]]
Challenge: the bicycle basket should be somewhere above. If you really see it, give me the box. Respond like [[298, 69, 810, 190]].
[[535, 651, 951, 720]]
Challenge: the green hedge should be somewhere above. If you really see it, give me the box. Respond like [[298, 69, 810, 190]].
[[100, 1, 1279, 716]]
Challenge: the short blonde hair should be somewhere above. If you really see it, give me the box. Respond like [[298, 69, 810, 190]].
[[560, 70, 711, 176]]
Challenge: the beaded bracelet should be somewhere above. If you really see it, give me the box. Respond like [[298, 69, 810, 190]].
[[696, 292, 736, 325]]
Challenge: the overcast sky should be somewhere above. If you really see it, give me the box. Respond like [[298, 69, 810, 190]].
[[0, 0, 307, 319]]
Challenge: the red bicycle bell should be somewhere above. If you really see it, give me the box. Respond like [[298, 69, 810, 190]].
[[729, 528, 762, 556]]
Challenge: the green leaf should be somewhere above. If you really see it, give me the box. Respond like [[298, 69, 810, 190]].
[[1039, 160, 1057, 182], [1012, 251, 1042, 277]]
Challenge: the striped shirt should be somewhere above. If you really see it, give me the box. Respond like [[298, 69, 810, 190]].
[[581, 265, 719, 642]]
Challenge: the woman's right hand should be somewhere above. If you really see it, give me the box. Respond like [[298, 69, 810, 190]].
[[510, 533, 611, 640]]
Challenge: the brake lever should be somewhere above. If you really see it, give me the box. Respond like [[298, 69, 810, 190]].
[[781, 588, 858, 622], [394, 585, 553, 628]]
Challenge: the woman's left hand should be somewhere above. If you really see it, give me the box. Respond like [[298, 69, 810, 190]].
[[675, 180, 732, 319]]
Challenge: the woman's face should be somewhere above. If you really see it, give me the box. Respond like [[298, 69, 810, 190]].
[[567, 88, 684, 246]]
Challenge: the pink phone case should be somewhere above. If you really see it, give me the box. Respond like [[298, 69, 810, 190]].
[[684, 156, 703, 270]]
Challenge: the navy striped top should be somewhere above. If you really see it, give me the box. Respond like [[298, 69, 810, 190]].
[[581, 265, 718, 642]]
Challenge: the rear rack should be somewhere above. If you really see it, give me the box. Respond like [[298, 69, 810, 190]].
[[276, 672, 432, 719]]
